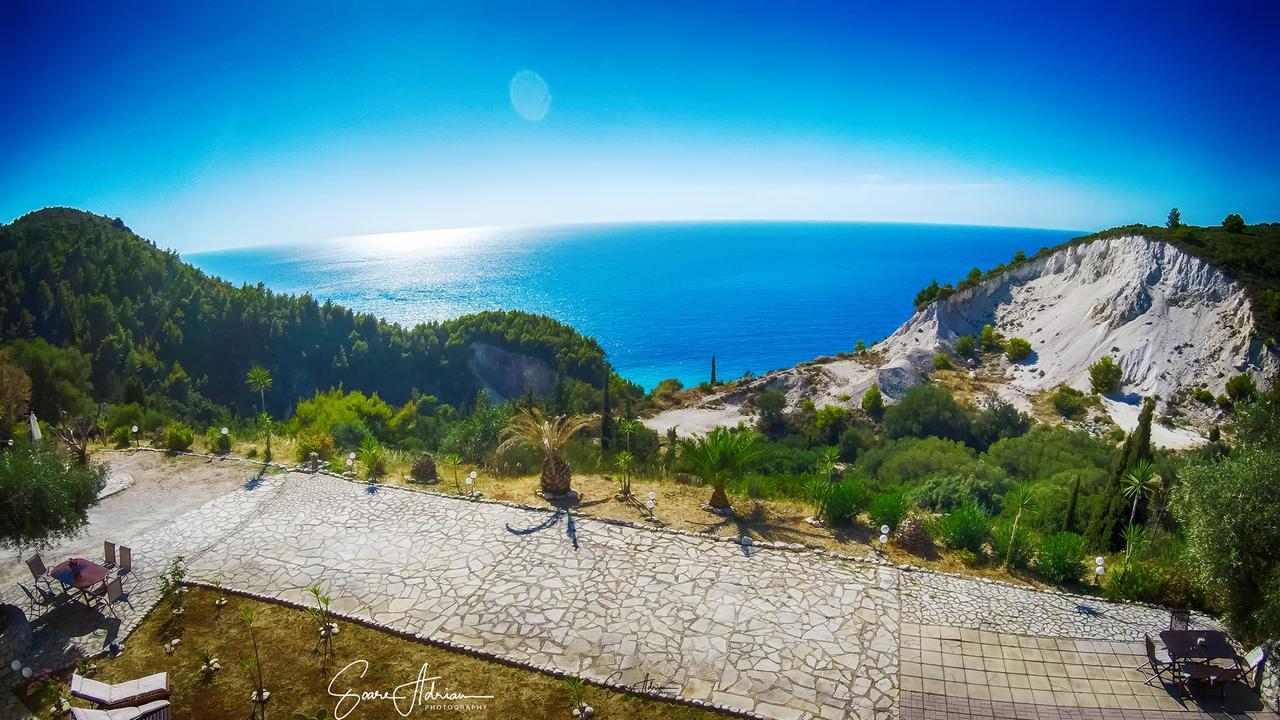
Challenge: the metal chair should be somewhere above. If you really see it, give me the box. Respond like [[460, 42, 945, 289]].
[[1139, 634, 1174, 686], [104, 541, 117, 568], [25, 554, 53, 591], [92, 578, 129, 618], [1169, 609, 1191, 630], [17, 583, 50, 610]]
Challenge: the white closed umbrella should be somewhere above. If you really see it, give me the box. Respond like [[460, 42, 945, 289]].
[[28, 413, 41, 441]]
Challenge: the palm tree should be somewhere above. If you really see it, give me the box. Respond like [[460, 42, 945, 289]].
[[1002, 485, 1036, 569], [679, 426, 766, 511], [1121, 459, 1159, 528], [246, 366, 272, 414], [615, 450, 635, 498], [258, 412, 273, 461], [498, 408, 594, 496]]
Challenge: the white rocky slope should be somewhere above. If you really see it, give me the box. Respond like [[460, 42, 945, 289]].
[[646, 235, 1278, 447]]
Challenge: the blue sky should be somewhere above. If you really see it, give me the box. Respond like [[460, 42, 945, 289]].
[[2, 1, 1278, 251]]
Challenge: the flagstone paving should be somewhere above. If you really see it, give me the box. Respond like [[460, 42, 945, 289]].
[[6, 466, 1273, 719]]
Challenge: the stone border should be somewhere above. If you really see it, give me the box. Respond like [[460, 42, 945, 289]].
[[112, 443, 1218, 622], [184, 581, 767, 719]]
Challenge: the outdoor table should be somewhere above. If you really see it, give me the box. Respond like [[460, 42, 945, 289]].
[[1160, 629, 1236, 663], [1161, 629, 1238, 697], [50, 557, 109, 605]]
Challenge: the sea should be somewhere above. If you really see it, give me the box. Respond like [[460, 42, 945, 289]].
[[189, 222, 1080, 390]]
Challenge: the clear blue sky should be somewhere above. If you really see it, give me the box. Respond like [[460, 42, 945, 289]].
[[3, 1, 1278, 251]]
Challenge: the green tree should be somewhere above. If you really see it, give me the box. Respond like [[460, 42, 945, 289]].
[[246, 365, 272, 414], [1005, 338, 1032, 362], [1085, 398, 1154, 551], [755, 390, 788, 438], [1221, 213, 1245, 233], [883, 385, 971, 443], [1225, 373, 1257, 402], [0, 440, 105, 549], [1166, 207, 1182, 229], [6, 338, 94, 419], [979, 324, 1003, 352], [1173, 445, 1280, 644], [614, 450, 635, 498], [0, 349, 32, 440], [1120, 459, 1159, 529], [861, 384, 885, 420], [680, 426, 766, 511], [1088, 356, 1123, 394], [710, 355, 718, 386], [954, 335, 976, 358]]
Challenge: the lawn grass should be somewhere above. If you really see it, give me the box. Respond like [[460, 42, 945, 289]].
[[42, 587, 732, 720]]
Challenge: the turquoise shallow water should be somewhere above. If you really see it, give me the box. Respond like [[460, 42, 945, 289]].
[[189, 221, 1079, 389]]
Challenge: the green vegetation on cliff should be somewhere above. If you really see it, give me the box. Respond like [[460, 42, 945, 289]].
[[0, 208, 624, 424], [913, 217, 1280, 338]]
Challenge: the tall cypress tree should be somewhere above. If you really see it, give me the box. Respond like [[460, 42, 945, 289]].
[[1063, 473, 1081, 533], [711, 355, 718, 385], [600, 367, 613, 449], [1085, 398, 1155, 551]]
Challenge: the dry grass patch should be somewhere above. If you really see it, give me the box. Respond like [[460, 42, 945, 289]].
[[36, 587, 731, 720]]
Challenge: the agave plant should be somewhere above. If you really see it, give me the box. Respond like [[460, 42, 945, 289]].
[[498, 408, 593, 496], [679, 426, 766, 511]]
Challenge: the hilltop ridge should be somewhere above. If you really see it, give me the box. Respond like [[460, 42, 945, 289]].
[[646, 233, 1280, 448]]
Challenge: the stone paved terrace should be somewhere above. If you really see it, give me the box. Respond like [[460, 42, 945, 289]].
[[5, 464, 1278, 719]]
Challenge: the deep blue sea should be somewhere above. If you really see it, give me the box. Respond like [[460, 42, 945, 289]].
[[189, 222, 1079, 389]]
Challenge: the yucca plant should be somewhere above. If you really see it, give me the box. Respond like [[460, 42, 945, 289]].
[[1121, 459, 1160, 527], [245, 366, 272, 414], [1001, 485, 1037, 569], [614, 450, 635, 498], [305, 584, 338, 667], [498, 408, 593, 496]]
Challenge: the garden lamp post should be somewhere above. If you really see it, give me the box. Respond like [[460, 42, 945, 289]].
[[879, 524, 891, 545], [131, 425, 139, 449], [1094, 556, 1105, 585], [466, 470, 476, 498], [646, 491, 657, 520]]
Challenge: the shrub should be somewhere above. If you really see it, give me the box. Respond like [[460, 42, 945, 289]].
[[1103, 563, 1158, 603], [937, 502, 989, 553], [894, 514, 933, 555], [868, 490, 910, 530], [1036, 531, 1086, 584], [110, 425, 132, 449], [910, 470, 1009, 512], [1088, 356, 1123, 394], [1005, 338, 1032, 362], [1051, 385, 1087, 419], [861, 384, 885, 420], [410, 454, 439, 483], [1224, 373, 1257, 402], [1192, 387, 1215, 405], [932, 353, 954, 371], [817, 477, 871, 526], [295, 431, 337, 463], [953, 549, 980, 567], [954, 335, 976, 358], [205, 427, 232, 455], [164, 422, 195, 452], [979, 324, 1003, 352], [883, 385, 971, 443], [990, 519, 1037, 569], [358, 436, 386, 478]]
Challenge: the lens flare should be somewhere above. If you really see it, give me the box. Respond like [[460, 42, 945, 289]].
[[510, 70, 551, 121]]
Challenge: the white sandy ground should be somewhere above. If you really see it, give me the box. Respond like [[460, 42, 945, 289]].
[[646, 236, 1279, 448]]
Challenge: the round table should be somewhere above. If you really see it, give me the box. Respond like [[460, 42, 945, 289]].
[[50, 558, 109, 601]]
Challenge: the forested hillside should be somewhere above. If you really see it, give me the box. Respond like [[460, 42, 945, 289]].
[[0, 208, 621, 423]]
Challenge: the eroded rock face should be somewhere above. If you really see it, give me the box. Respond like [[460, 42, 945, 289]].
[[645, 235, 1278, 441], [467, 342, 557, 402]]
